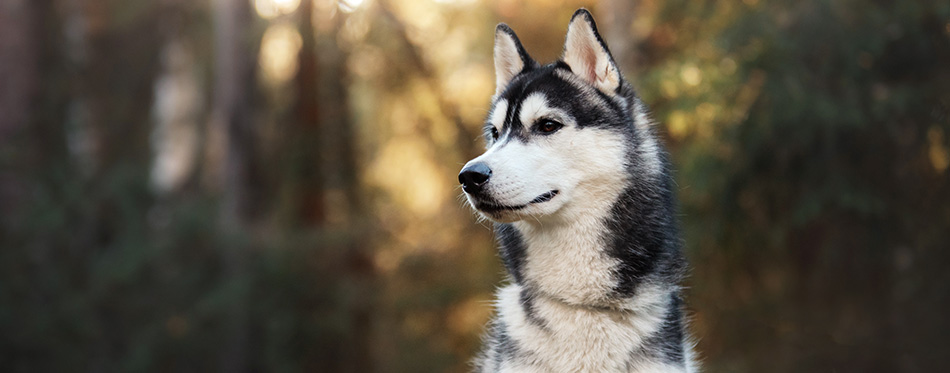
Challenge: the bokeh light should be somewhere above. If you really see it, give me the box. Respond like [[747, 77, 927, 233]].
[[258, 22, 302, 84], [255, 0, 301, 19]]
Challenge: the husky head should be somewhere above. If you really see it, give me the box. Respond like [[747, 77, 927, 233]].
[[460, 9, 660, 223]]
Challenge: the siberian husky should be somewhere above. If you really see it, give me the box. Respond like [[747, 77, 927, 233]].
[[458, 9, 697, 373]]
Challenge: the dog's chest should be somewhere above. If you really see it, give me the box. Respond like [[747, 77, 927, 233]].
[[494, 284, 679, 373]]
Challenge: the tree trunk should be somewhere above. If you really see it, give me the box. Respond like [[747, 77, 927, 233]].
[[598, 0, 637, 74], [211, 0, 257, 223], [0, 0, 37, 138], [318, 16, 361, 221], [0, 0, 39, 217], [210, 0, 257, 370], [317, 17, 375, 372], [150, 0, 203, 194], [291, 0, 327, 226]]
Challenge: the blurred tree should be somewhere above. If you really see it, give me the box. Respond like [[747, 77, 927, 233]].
[[209, 0, 258, 370], [150, 0, 206, 194], [633, 0, 950, 371], [286, 0, 327, 226], [597, 0, 638, 73], [2, 1, 947, 372], [210, 0, 259, 224], [0, 0, 37, 141], [0, 0, 38, 220]]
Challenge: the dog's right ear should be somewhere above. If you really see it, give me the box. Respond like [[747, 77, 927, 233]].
[[494, 24, 536, 97]]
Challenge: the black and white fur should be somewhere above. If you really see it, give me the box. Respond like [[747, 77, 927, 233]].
[[458, 9, 697, 373]]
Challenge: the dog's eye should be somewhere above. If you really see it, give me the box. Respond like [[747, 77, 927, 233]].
[[490, 127, 499, 140], [537, 120, 563, 134]]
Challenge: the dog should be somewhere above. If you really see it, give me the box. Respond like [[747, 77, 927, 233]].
[[458, 9, 697, 373]]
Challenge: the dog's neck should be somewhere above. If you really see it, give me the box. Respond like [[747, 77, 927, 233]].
[[500, 166, 680, 311], [507, 190, 629, 308]]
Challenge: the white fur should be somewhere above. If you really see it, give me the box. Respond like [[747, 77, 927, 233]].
[[490, 99, 509, 130], [518, 93, 548, 127], [491, 283, 678, 372], [627, 362, 693, 373], [634, 101, 663, 177], [683, 340, 700, 373]]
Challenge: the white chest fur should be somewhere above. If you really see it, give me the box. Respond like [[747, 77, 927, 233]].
[[491, 205, 693, 373], [493, 283, 685, 373], [514, 216, 618, 307]]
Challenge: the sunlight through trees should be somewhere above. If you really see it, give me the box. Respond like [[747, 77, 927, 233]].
[[1, 0, 948, 371]]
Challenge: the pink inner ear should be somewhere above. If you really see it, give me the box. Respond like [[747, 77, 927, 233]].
[[582, 45, 598, 83]]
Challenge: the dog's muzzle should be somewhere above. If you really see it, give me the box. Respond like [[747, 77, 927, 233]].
[[459, 162, 560, 215]]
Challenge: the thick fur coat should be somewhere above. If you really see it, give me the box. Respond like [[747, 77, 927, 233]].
[[458, 9, 697, 373]]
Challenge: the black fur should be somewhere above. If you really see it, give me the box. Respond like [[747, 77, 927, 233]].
[[493, 323, 519, 364], [486, 63, 629, 145], [519, 286, 548, 330], [477, 319, 530, 372], [607, 143, 685, 297], [496, 223, 527, 284]]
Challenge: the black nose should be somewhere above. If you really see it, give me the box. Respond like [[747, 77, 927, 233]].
[[458, 162, 492, 194]]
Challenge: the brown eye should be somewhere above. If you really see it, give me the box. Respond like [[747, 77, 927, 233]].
[[490, 127, 499, 140], [538, 120, 562, 134]]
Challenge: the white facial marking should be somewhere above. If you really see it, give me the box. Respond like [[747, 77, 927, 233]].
[[489, 99, 509, 135], [518, 92, 549, 127], [464, 93, 585, 223], [464, 92, 630, 224]]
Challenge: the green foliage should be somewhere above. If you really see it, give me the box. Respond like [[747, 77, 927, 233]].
[[640, 0, 950, 370], [2, 0, 949, 371], [0, 171, 369, 371]]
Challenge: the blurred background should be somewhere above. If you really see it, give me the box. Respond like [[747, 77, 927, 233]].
[[1, 0, 948, 371]]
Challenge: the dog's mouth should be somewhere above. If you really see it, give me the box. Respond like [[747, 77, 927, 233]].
[[474, 190, 559, 213], [529, 190, 559, 204]]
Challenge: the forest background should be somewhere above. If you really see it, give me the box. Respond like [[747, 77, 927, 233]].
[[1, 0, 949, 371]]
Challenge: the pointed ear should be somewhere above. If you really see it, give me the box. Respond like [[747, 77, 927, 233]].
[[562, 9, 622, 94], [494, 24, 536, 96]]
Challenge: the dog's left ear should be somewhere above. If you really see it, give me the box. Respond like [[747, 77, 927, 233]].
[[562, 9, 622, 94]]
